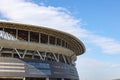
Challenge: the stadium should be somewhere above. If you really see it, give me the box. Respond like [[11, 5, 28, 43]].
[[0, 21, 85, 80]]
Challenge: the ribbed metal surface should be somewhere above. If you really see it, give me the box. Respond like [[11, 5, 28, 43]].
[[0, 57, 79, 80]]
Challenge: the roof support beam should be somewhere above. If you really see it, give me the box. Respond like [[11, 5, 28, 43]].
[[53, 53, 59, 62], [62, 54, 67, 64], [14, 48, 22, 58], [37, 50, 44, 60], [22, 50, 27, 58]]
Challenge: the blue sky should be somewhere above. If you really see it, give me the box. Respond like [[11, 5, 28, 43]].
[[0, 0, 120, 80]]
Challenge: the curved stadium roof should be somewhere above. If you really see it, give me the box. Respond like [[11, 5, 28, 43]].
[[0, 21, 85, 56]]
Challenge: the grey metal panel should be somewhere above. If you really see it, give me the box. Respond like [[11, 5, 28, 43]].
[[0, 58, 79, 80]]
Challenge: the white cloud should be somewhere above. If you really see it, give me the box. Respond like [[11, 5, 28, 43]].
[[0, 0, 120, 80], [0, 0, 89, 38], [111, 64, 120, 68], [76, 57, 120, 80], [90, 35, 120, 54], [0, 0, 120, 55]]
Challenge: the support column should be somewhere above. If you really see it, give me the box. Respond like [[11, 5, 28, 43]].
[[0, 47, 3, 56], [55, 37, 57, 46], [37, 50, 44, 60], [23, 77, 25, 80], [14, 48, 22, 58], [53, 53, 59, 62], [43, 52, 47, 60], [3, 28, 5, 39], [22, 50, 27, 58], [48, 35, 50, 45], [62, 54, 67, 64], [39, 33, 41, 43], [28, 31, 30, 42], [46, 77, 49, 80], [16, 29, 18, 39], [61, 78, 64, 80]]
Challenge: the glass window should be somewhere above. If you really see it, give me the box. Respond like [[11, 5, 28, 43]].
[[1, 48, 13, 57], [49, 36, 55, 45], [34, 56, 40, 60], [18, 30, 28, 41], [41, 33, 48, 44], [56, 38, 61, 46], [3, 28, 17, 40], [65, 42, 68, 48], [1, 53, 12, 57], [4, 28, 16, 37], [24, 55, 32, 59], [28, 62, 50, 68], [28, 69, 51, 75], [2, 48, 13, 51], [30, 32, 39, 43], [13, 54, 20, 58]]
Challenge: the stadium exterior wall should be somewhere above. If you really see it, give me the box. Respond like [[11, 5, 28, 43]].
[[0, 21, 85, 80]]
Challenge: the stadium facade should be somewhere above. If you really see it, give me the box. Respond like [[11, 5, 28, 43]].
[[0, 21, 85, 80]]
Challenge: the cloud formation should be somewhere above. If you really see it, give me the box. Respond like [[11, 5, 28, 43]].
[[76, 57, 120, 80], [90, 35, 120, 54], [0, 0, 120, 80], [0, 0, 89, 38], [0, 0, 120, 54]]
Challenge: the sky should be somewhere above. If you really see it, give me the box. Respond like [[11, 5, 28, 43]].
[[0, 0, 120, 80]]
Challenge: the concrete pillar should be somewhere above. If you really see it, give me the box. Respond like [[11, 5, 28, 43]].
[[23, 77, 25, 80], [39, 33, 41, 43], [55, 37, 57, 46], [28, 31, 30, 42], [48, 35, 50, 45], [16, 29, 18, 39], [46, 77, 49, 80], [61, 78, 64, 80]]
